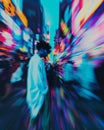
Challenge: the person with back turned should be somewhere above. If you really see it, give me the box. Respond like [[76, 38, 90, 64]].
[[27, 40, 51, 130]]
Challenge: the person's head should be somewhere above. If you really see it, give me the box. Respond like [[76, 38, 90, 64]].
[[36, 40, 51, 58]]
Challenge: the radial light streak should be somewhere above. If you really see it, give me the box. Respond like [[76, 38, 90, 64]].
[[72, 0, 103, 35]]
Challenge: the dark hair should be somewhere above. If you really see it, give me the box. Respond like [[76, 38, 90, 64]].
[[36, 40, 51, 53]]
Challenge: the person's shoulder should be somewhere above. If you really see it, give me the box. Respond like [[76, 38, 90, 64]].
[[29, 54, 42, 64]]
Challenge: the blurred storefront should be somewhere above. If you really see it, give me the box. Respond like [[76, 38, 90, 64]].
[[0, 0, 29, 57]]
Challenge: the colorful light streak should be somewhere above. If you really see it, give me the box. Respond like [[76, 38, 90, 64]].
[[51, 1, 104, 129]]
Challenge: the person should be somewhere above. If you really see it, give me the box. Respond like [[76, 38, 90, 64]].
[[27, 40, 51, 130]]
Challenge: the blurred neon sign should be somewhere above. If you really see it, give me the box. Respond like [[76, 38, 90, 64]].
[[0, 0, 28, 27], [1, 0, 15, 16], [72, 0, 104, 35]]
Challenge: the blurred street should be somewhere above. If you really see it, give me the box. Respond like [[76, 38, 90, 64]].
[[0, 0, 104, 130]]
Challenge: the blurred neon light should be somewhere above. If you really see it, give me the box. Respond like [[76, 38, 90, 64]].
[[79, 0, 103, 27], [20, 46, 28, 52], [1, 31, 15, 47], [0, 8, 21, 36], [0, 0, 28, 27], [1, 0, 15, 16], [16, 9, 28, 27], [72, 0, 103, 35], [60, 20, 69, 35], [4, 39, 13, 46], [87, 44, 104, 56], [2, 31, 12, 39]]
